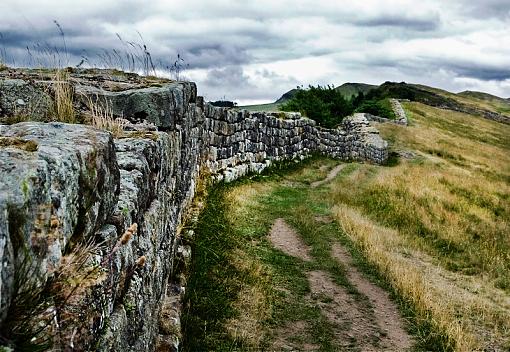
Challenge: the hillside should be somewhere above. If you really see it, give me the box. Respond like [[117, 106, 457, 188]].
[[275, 88, 300, 104], [240, 88, 299, 112], [335, 82, 377, 99], [458, 90, 509, 102], [405, 84, 510, 119], [241, 82, 510, 125]]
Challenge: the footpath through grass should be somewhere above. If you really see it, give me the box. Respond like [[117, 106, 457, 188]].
[[182, 158, 446, 351], [183, 101, 510, 352]]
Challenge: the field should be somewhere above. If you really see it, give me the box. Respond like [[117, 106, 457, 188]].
[[238, 102, 282, 112], [183, 102, 510, 351]]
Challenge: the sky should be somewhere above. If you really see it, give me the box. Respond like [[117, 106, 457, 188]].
[[0, 0, 509, 105]]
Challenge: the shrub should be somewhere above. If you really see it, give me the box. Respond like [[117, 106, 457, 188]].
[[355, 98, 396, 120], [280, 85, 354, 128]]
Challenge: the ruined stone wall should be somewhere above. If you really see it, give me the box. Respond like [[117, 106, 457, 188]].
[[0, 72, 388, 351], [203, 105, 387, 182]]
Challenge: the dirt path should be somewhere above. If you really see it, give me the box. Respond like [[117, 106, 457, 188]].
[[311, 163, 346, 188], [267, 168, 413, 350], [308, 270, 384, 351], [331, 243, 413, 351], [268, 220, 413, 350], [269, 218, 312, 261]]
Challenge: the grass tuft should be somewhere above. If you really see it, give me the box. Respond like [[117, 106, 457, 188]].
[[82, 94, 126, 137], [52, 69, 75, 123]]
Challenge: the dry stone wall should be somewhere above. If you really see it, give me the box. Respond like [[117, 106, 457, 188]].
[[0, 71, 388, 351], [203, 105, 387, 182]]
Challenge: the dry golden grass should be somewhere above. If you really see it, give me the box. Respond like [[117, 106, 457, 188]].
[[52, 69, 76, 123], [328, 102, 510, 351], [83, 94, 126, 138], [224, 249, 270, 347], [334, 205, 510, 351]]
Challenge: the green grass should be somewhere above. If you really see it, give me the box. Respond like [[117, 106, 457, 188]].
[[238, 102, 281, 112]]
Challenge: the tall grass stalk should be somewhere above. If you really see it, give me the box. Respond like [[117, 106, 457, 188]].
[[52, 69, 75, 123], [83, 94, 126, 137]]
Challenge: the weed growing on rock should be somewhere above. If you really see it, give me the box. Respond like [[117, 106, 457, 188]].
[[101, 223, 137, 266], [52, 69, 75, 123], [83, 94, 127, 138], [0, 137, 38, 152]]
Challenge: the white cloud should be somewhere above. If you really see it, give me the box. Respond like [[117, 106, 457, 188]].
[[0, 0, 509, 102]]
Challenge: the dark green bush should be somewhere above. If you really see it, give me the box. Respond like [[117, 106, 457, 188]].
[[355, 98, 396, 120], [280, 85, 354, 128]]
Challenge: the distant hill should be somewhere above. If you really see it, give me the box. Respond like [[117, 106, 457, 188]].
[[275, 83, 377, 103], [458, 90, 507, 102], [275, 88, 300, 104], [335, 83, 377, 99], [239, 82, 510, 124]]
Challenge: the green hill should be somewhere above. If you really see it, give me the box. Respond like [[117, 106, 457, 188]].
[[458, 90, 508, 102], [335, 82, 377, 99], [275, 88, 300, 104]]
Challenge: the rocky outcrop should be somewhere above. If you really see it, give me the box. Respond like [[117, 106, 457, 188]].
[[0, 70, 388, 351], [0, 122, 119, 321]]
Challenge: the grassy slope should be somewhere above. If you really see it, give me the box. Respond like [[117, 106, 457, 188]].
[[414, 84, 510, 115], [331, 103, 510, 351]]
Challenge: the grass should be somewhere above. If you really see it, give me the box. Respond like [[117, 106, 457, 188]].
[[182, 158, 447, 351], [419, 85, 510, 116], [52, 69, 76, 123], [238, 102, 281, 112], [82, 94, 126, 138], [0, 238, 105, 351]]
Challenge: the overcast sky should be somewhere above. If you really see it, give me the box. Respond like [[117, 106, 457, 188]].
[[1, 0, 509, 104]]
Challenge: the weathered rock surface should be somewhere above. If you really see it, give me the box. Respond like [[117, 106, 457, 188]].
[[0, 122, 119, 323], [0, 79, 53, 120], [0, 70, 389, 351]]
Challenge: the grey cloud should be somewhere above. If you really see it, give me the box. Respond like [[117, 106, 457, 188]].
[[183, 44, 251, 69], [356, 14, 441, 31], [443, 63, 510, 81], [456, 0, 510, 19], [204, 65, 253, 88], [0, 0, 510, 100]]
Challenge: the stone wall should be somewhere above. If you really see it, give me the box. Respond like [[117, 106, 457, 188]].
[[0, 71, 388, 351]]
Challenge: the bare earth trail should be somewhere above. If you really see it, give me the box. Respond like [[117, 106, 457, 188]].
[[310, 164, 347, 188], [268, 163, 413, 351]]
